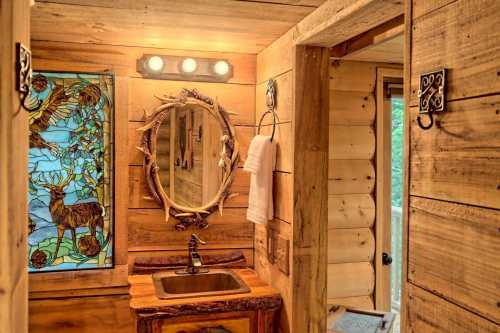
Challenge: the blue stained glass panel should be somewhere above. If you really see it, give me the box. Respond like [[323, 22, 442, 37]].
[[28, 71, 114, 272]]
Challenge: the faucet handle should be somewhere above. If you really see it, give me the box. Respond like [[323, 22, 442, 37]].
[[190, 233, 206, 245]]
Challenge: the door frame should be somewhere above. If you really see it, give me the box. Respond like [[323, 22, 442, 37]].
[[375, 67, 404, 311]]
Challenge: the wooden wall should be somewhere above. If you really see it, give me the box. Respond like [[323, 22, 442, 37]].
[[29, 40, 256, 332], [0, 1, 30, 333], [328, 60, 377, 310], [254, 30, 329, 333], [254, 31, 295, 333], [404, 0, 500, 331]]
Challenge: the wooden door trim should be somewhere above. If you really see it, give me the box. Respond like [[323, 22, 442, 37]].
[[375, 67, 403, 311]]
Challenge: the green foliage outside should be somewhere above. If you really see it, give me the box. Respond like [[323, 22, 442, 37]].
[[391, 97, 404, 208]]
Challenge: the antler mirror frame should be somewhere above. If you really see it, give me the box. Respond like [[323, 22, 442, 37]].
[[137, 89, 240, 231]]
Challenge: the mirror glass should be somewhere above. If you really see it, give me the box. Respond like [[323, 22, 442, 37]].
[[157, 105, 223, 208]]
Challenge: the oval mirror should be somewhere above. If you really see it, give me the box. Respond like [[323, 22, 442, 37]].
[[138, 89, 239, 230]]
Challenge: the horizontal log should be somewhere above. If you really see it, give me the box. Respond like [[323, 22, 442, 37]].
[[328, 228, 374, 264], [327, 262, 374, 299], [409, 0, 500, 105], [409, 196, 500, 323], [128, 248, 254, 271], [328, 194, 375, 229], [410, 95, 500, 209], [329, 125, 375, 160], [330, 90, 375, 126], [407, 284, 500, 333], [128, 208, 253, 251], [328, 159, 375, 195], [330, 60, 376, 93]]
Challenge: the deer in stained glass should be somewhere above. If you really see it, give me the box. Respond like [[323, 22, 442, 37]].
[[32, 168, 105, 259]]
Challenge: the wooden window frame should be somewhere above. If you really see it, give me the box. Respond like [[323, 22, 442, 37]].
[[375, 67, 403, 311]]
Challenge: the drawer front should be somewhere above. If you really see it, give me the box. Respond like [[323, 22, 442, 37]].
[[162, 317, 250, 333]]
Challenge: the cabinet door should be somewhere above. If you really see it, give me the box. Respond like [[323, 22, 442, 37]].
[[162, 317, 250, 333]]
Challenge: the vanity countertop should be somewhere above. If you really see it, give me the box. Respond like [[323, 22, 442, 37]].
[[129, 268, 281, 317]]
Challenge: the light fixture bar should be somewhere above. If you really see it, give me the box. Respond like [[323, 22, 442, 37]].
[[137, 55, 233, 83]]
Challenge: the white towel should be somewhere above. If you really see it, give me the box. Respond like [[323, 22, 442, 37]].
[[244, 135, 276, 224]]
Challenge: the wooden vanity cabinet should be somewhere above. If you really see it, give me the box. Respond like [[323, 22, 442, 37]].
[[158, 311, 256, 333], [130, 270, 282, 333], [137, 309, 278, 333]]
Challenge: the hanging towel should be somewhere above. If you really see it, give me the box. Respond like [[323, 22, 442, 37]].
[[244, 135, 276, 224]]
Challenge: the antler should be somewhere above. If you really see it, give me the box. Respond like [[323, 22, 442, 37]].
[[30, 163, 51, 189]]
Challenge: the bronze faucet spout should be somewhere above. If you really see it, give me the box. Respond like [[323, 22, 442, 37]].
[[176, 234, 208, 275]]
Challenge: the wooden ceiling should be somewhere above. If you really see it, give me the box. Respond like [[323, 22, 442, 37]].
[[31, 0, 327, 54]]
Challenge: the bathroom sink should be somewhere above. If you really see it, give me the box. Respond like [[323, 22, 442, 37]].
[[152, 269, 251, 300]]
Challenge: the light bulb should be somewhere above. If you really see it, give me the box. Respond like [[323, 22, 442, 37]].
[[213, 60, 230, 76], [147, 56, 164, 72], [181, 58, 197, 73]]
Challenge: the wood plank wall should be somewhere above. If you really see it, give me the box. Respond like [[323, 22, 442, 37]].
[[0, 1, 30, 333], [255, 31, 295, 333], [254, 30, 329, 333], [28, 40, 256, 333], [404, 0, 500, 331], [328, 60, 377, 309]]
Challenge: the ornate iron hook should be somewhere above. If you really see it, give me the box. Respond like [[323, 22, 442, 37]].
[[20, 93, 43, 112], [16, 43, 42, 113], [417, 69, 446, 130], [416, 111, 434, 130]]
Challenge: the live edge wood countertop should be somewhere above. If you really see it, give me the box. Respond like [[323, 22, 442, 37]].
[[129, 269, 282, 318]]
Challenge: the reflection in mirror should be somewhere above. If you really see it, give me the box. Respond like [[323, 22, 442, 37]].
[[157, 105, 223, 208], [138, 89, 239, 231]]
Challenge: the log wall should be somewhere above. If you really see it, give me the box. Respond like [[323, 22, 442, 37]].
[[328, 60, 377, 309]]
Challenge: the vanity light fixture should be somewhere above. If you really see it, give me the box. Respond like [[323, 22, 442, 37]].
[[180, 58, 198, 74], [147, 56, 165, 73], [213, 60, 230, 76], [137, 55, 233, 83]]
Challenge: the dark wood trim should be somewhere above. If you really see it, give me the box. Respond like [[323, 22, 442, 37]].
[[330, 15, 404, 59]]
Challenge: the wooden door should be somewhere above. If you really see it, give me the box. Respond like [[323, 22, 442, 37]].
[[0, 0, 31, 333], [403, 0, 500, 331]]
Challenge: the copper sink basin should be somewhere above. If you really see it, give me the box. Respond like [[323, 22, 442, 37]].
[[152, 269, 250, 300]]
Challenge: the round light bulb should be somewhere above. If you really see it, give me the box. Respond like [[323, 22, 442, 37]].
[[147, 56, 164, 72], [213, 60, 230, 76], [181, 58, 197, 73]]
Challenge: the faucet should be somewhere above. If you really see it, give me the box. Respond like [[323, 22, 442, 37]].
[[176, 234, 208, 275]]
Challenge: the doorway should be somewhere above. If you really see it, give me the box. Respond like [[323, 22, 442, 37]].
[[375, 67, 404, 332]]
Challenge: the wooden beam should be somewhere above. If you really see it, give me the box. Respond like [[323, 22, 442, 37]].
[[0, 1, 30, 333], [330, 15, 404, 58], [295, 0, 403, 47], [292, 45, 330, 333]]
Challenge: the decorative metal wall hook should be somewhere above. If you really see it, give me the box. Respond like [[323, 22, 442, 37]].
[[257, 78, 278, 141], [417, 68, 446, 130], [16, 43, 41, 113], [416, 111, 434, 130]]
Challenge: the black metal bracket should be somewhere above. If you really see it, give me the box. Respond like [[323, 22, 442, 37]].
[[16, 42, 42, 112], [417, 68, 446, 130]]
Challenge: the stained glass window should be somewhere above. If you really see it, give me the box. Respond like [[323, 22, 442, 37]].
[[27, 71, 114, 272]]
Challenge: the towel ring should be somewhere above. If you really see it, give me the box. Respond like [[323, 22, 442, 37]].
[[257, 79, 277, 141]]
